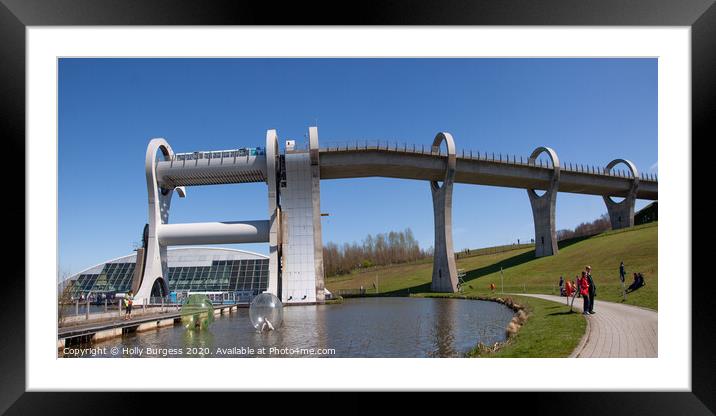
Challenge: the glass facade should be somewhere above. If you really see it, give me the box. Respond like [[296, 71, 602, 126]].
[[167, 259, 268, 293], [64, 258, 268, 298], [95, 262, 136, 293]]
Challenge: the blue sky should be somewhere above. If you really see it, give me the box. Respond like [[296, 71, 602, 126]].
[[58, 58, 657, 277]]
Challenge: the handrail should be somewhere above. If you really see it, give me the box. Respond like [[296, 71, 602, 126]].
[[318, 140, 658, 182]]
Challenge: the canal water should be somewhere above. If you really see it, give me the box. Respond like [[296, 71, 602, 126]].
[[63, 297, 514, 358]]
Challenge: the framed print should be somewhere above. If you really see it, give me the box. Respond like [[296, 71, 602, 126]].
[[2, 0, 711, 411]]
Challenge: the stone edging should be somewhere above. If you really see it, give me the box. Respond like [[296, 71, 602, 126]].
[[569, 313, 591, 358]]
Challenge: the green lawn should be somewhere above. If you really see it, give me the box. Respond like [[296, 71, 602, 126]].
[[326, 222, 658, 310], [471, 295, 586, 357]]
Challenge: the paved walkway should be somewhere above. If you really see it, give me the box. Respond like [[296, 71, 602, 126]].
[[515, 293, 657, 358]]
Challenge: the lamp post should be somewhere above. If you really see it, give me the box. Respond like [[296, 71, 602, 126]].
[[500, 267, 504, 294]]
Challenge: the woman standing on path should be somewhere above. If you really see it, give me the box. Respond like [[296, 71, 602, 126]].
[[578, 271, 591, 315]]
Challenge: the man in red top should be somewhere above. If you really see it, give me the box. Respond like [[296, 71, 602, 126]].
[[579, 271, 591, 315]]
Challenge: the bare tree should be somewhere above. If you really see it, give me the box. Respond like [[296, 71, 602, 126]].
[[323, 228, 431, 276], [57, 267, 75, 324], [558, 213, 612, 241]]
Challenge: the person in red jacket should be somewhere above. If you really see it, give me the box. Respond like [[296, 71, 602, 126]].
[[578, 271, 591, 315]]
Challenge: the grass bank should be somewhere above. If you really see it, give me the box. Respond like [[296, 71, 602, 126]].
[[326, 222, 658, 310], [471, 295, 586, 357]]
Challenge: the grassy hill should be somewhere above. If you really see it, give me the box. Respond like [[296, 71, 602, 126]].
[[326, 222, 658, 310]]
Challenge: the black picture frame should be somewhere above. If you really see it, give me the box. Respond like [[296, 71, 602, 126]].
[[1, 0, 710, 411]]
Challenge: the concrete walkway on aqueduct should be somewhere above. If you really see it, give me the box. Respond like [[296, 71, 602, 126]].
[[517, 293, 658, 358]]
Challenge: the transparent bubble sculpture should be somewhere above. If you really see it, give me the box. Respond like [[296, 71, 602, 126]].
[[180, 294, 214, 330], [249, 293, 283, 331]]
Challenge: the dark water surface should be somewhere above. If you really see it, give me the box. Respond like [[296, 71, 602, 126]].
[[63, 297, 514, 358]]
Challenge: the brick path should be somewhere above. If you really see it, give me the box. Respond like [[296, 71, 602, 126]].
[[516, 293, 657, 358]]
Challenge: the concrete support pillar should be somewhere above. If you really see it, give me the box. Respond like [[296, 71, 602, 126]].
[[430, 132, 458, 293], [527, 147, 560, 257], [266, 129, 282, 298], [279, 126, 323, 304], [309, 127, 326, 303], [603, 159, 639, 230]]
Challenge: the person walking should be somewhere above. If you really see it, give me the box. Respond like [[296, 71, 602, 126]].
[[578, 271, 591, 315], [559, 276, 564, 296], [123, 290, 134, 320], [586, 266, 597, 314]]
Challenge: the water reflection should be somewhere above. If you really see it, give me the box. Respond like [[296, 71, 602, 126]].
[[63, 297, 514, 358], [429, 297, 457, 357], [182, 327, 215, 356]]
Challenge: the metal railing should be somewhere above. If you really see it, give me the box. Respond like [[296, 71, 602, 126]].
[[456, 243, 534, 259], [319, 139, 658, 182], [148, 291, 256, 306], [336, 288, 367, 296], [58, 291, 253, 325], [320, 139, 446, 155]]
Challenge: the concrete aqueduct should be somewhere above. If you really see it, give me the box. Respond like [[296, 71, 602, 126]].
[[132, 127, 658, 304]]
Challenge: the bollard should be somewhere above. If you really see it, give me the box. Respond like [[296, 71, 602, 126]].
[[118, 298, 122, 316], [161, 297, 164, 313], [105, 298, 108, 313], [86, 297, 90, 320], [76, 300, 79, 316], [143, 298, 146, 313]]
